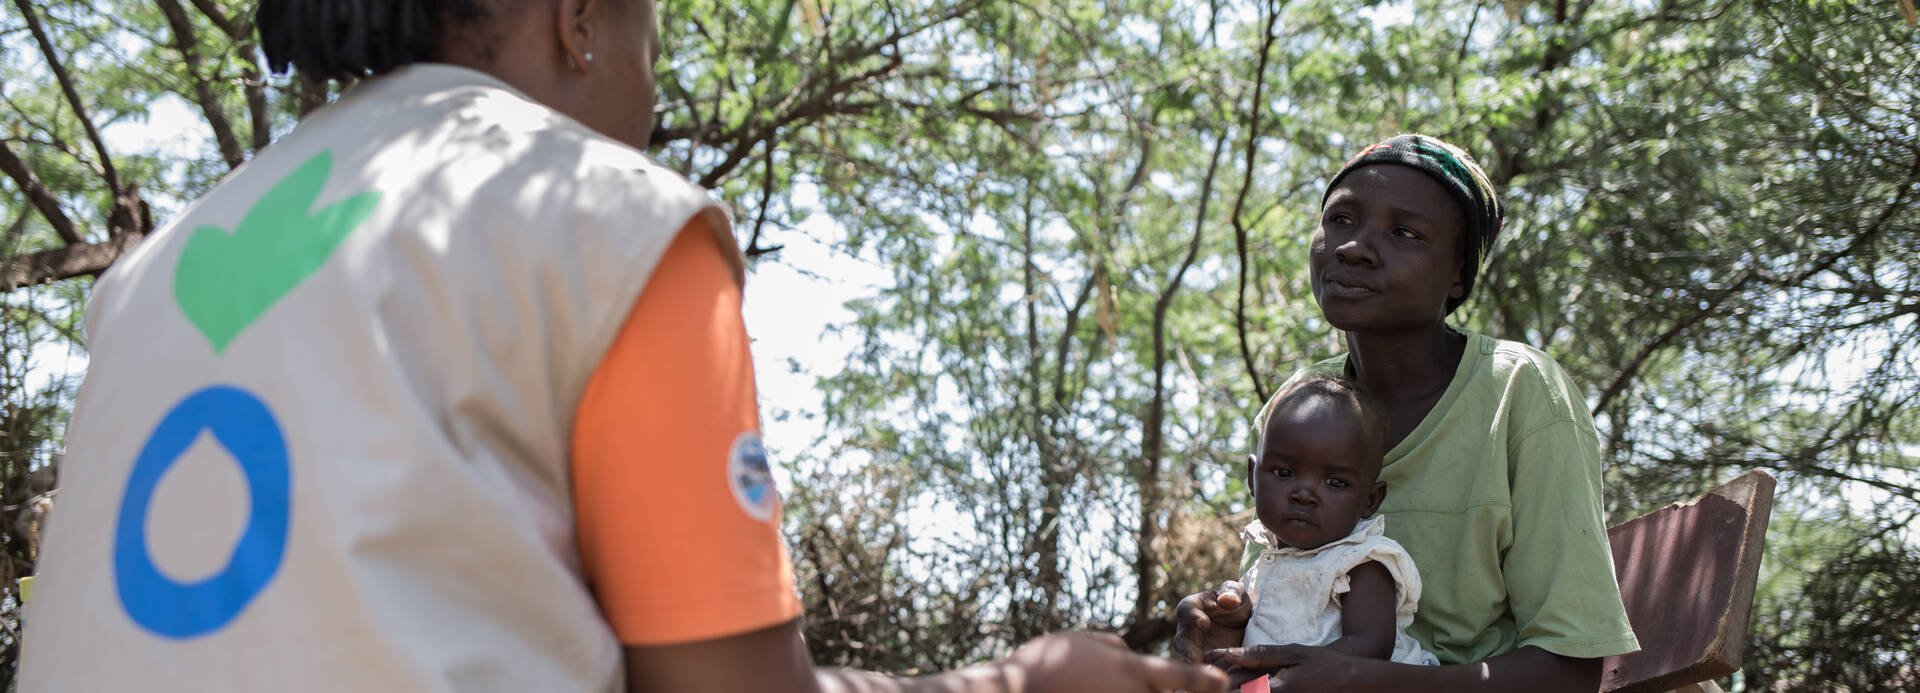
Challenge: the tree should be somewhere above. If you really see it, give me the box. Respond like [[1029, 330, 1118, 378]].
[[792, 0, 1920, 686], [1497, 1, 1920, 686], [0, 279, 77, 683], [3, 1, 1917, 690]]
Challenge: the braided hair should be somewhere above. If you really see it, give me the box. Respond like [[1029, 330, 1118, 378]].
[[257, 0, 496, 82]]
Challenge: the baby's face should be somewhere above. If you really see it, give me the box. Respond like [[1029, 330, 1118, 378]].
[[1250, 398, 1386, 550]]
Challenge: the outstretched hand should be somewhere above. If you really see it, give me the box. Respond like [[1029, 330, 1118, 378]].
[[1171, 580, 1252, 663], [1007, 632, 1228, 692]]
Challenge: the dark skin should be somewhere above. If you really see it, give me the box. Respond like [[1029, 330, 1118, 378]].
[[1225, 395, 1394, 684], [1247, 395, 1389, 552], [1173, 164, 1603, 691], [626, 620, 1229, 693], [1312, 164, 1470, 448]]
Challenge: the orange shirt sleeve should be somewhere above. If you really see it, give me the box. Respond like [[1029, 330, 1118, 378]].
[[570, 214, 800, 646]]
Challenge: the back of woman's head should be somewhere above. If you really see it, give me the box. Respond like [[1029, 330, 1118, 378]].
[[257, 0, 494, 83]]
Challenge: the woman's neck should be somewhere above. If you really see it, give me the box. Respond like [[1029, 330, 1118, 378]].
[[1342, 324, 1466, 404]]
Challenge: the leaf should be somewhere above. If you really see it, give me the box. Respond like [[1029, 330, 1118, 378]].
[[1094, 262, 1117, 345]]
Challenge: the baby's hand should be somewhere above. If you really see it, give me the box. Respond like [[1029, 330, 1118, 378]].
[[1172, 580, 1253, 662]]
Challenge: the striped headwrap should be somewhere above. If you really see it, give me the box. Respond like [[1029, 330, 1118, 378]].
[[1323, 134, 1504, 314]]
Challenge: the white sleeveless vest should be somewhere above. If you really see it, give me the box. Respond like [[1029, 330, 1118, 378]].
[[22, 65, 732, 692], [1242, 515, 1438, 667]]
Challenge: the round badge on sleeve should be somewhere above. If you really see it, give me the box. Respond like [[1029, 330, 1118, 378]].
[[727, 432, 777, 522]]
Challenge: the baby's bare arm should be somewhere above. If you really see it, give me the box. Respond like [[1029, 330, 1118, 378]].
[[1327, 560, 1397, 660]]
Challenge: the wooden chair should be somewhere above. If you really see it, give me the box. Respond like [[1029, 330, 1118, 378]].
[[1600, 470, 1776, 693]]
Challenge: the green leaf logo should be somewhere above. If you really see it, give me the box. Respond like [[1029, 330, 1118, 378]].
[[173, 150, 379, 353]]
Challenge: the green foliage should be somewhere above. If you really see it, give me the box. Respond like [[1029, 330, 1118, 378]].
[[2, 0, 1917, 689], [0, 280, 79, 683], [778, 0, 1920, 685]]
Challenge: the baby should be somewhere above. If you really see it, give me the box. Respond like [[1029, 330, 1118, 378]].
[[1217, 375, 1437, 683]]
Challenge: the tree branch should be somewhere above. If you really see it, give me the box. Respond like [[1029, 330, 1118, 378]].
[[1231, 0, 1282, 405], [186, 0, 243, 39], [0, 140, 83, 245], [177, 0, 270, 152], [1051, 274, 1097, 411], [744, 137, 785, 258], [679, 0, 984, 188], [1, 207, 31, 253], [1591, 146, 1920, 416], [697, 52, 904, 188], [1, 234, 141, 291], [1589, 269, 1753, 417], [12, 0, 123, 195], [1018, 188, 1067, 633], [242, 43, 271, 152], [1127, 128, 1228, 649], [157, 0, 246, 169]]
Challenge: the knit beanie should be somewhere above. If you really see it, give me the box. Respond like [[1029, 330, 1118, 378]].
[[1322, 134, 1504, 314]]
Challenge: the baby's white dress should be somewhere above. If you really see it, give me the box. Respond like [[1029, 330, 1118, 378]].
[[1241, 514, 1440, 666]]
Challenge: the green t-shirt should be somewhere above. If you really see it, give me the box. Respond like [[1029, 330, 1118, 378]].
[[1251, 328, 1639, 664]]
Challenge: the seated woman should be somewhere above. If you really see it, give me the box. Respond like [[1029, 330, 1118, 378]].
[[1176, 134, 1639, 691]]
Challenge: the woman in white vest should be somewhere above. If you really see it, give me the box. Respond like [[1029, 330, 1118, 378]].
[[19, 1, 1227, 691]]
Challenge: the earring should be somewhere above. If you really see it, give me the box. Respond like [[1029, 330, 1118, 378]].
[[566, 54, 578, 70], [584, 51, 595, 64]]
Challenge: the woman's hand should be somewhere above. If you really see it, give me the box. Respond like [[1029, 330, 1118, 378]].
[[1171, 580, 1253, 663], [813, 630, 1228, 693], [1203, 644, 1365, 691], [1004, 632, 1229, 692], [1202, 643, 1605, 693]]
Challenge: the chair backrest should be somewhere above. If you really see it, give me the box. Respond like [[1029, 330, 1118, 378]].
[[1600, 470, 1775, 693]]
